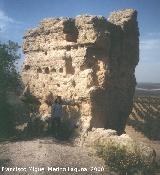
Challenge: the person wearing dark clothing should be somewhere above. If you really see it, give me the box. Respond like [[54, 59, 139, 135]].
[[51, 95, 84, 136], [51, 96, 63, 129]]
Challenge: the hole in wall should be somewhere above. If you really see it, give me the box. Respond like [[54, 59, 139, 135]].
[[24, 65, 30, 70], [37, 67, 42, 73], [51, 68, 56, 72], [57, 84, 60, 87], [65, 33, 77, 42], [97, 65, 101, 71], [72, 80, 76, 87], [45, 51, 47, 55], [44, 67, 49, 74], [66, 46, 71, 51], [63, 20, 78, 42], [59, 68, 63, 73], [80, 64, 87, 71], [65, 57, 75, 74], [74, 45, 78, 49]]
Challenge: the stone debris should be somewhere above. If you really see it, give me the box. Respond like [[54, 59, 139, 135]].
[[83, 128, 156, 165], [22, 8, 139, 135]]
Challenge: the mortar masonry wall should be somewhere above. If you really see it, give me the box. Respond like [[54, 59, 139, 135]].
[[22, 9, 139, 134]]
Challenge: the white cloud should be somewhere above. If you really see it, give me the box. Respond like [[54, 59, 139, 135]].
[[0, 9, 14, 32], [137, 34, 160, 82], [139, 35, 160, 63], [147, 32, 160, 37], [140, 38, 160, 50]]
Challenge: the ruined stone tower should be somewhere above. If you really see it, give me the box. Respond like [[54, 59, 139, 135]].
[[22, 9, 139, 134]]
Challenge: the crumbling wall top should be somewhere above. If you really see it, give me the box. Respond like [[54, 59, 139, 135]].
[[108, 9, 137, 25]]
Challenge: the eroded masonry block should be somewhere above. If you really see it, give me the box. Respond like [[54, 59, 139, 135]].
[[22, 9, 139, 134]]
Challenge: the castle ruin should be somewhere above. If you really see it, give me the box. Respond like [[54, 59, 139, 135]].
[[22, 9, 139, 134]]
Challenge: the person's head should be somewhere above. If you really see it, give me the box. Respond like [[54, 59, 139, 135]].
[[44, 92, 53, 105], [55, 96, 62, 104]]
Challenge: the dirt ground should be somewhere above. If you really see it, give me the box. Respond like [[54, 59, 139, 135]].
[[0, 137, 115, 175], [0, 126, 160, 175], [126, 125, 160, 163]]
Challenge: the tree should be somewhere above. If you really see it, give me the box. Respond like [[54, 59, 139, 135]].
[[0, 40, 20, 138]]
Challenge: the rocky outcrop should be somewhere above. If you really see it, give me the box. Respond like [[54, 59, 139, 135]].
[[82, 128, 156, 174], [83, 128, 155, 159], [21, 9, 139, 134]]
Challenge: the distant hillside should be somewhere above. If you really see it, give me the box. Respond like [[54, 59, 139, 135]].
[[135, 83, 160, 96]]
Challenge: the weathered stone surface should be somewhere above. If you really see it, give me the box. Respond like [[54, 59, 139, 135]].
[[21, 9, 139, 135]]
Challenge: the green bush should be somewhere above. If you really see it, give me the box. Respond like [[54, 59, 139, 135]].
[[0, 41, 20, 139], [94, 139, 156, 175]]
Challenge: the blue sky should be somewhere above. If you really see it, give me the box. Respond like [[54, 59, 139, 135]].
[[0, 0, 160, 83]]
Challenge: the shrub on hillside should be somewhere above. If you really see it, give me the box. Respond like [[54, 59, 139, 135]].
[[0, 40, 20, 138], [94, 139, 156, 175]]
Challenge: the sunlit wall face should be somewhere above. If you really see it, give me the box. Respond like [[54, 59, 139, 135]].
[[0, 0, 160, 83]]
